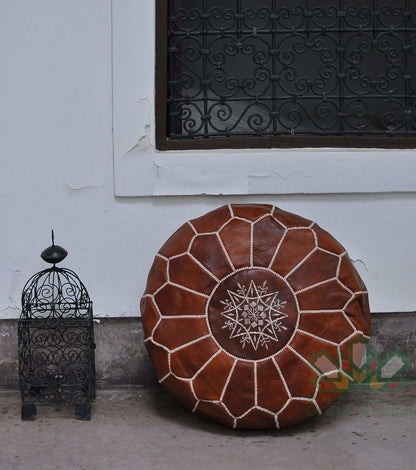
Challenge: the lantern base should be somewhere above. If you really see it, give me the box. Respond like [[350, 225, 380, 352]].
[[21, 403, 37, 421], [75, 404, 91, 421], [21, 402, 92, 421]]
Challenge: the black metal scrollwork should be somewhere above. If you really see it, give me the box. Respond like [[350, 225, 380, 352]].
[[19, 266, 95, 419], [21, 267, 91, 319], [167, 0, 416, 138]]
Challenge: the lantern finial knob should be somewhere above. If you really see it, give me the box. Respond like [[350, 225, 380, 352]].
[[41, 230, 68, 264]]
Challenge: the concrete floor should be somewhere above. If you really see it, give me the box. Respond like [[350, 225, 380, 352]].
[[0, 383, 414, 470]]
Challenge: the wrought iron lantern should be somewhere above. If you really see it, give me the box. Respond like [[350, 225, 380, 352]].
[[18, 232, 96, 420]]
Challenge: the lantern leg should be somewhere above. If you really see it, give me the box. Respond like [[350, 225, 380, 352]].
[[75, 404, 91, 421], [21, 403, 37, 421]]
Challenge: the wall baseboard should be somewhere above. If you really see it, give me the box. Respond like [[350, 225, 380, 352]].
[[1, 313, 415, 390]]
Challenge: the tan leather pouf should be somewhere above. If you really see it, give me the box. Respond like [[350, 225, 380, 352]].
[[141, 204, 371, 429]]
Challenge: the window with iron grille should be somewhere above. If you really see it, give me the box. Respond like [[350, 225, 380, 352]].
[[156, 0, 416, 149]]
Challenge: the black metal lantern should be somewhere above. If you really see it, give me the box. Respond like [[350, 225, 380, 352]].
[[18, 232, 96, 420]]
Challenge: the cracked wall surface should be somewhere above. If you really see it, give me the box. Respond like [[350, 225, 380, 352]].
[[1, 0, 416, 320]]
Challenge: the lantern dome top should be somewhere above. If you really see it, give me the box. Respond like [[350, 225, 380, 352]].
[[21, 231, 92, 320], [21, 267, 92, 319]]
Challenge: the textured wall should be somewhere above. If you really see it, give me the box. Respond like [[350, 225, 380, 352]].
[[1, 1, 416, 319], [0, 314, 414, 390]]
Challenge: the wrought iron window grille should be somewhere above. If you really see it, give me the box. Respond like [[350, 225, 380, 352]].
[[156, 0, 416, 149]]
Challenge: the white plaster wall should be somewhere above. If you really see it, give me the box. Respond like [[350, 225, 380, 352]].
[[0, 0, 415, 319]]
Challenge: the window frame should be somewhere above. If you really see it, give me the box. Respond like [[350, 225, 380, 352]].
[[112, 0, 416, 197], [156, 0, 416, 151]]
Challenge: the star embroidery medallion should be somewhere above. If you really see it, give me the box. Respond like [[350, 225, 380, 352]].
[[220, 280, 288, 351]]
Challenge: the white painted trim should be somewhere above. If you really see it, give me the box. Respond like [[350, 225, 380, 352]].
[[112, 0, 416, 197]]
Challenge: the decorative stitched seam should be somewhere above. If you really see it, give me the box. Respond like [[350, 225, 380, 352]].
[[151, 282, 169, 297], [159, 315, 206, 319], [170, 333, 212, 353], [187, 251, 220, 282], [150, 317, 162, 340], [249, 222, 254, 268], [159, 372, 170, 384], [336, 254, 343, 278], [216, 232, 236, 272], [271, 356, 292, 398], [336, 278, 354, 295], [187, 220, 198, 234], [267, 227, 288, 269], [220, 359, 238, 401], [191, 349, 222, 381], [283, 246, 318, 280], [313, 400, 322, 415], [167, 281, 210, 298], [341, 311, 358, 332], [287, 345, 322, 376], [295, 276, 339, 295], [189, 381, 198, 401], [299, 309, 342, 314], [254, 405, 275, 416], [296, 328, 339, 347]]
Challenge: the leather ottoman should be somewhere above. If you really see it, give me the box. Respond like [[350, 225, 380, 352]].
[[141, 204, 370, 429]]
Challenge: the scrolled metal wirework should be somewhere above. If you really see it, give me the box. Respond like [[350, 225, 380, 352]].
[[166, 0, 416, 139], [21, 267, 91, 319], [19, 256, 95, 420]]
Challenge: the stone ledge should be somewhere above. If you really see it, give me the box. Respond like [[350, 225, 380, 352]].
[[1, 313, 415, 389]]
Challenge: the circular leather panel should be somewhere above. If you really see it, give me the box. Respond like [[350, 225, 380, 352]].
[[207, 267, 298, 360], [141, 204, 371, 429]]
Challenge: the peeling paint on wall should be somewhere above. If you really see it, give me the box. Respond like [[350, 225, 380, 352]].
[[1, 307, 20, 319], [247, 174, 274, 194], [352, 258, 371, 273], [126, 124, 152, 154], [8, 270, 21, 304], [123, 97, 153, 155], [65, 184, 110, 193]]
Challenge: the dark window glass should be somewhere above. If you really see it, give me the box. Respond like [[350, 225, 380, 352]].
[[156, 0, 416, 149]]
